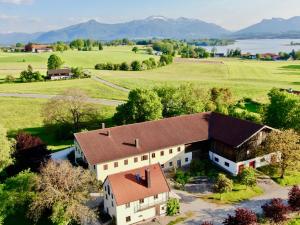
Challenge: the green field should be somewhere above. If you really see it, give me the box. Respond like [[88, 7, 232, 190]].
[[0, 97, 116, 151]]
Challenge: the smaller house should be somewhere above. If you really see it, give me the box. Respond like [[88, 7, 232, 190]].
[[25, 44, 53, 53], [241, 53, 257, 60], [47, 68, 72, 80], [260, 53, 280, 61], [214, 53, 225, 58], [103, 164, 170, 225]]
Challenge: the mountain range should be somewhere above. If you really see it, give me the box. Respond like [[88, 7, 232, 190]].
[[2, 16, 300, 45]]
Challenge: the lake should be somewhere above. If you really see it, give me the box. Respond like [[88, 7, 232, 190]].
[[203, 39, 300, 54]]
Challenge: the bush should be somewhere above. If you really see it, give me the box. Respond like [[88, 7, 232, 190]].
[[174, 170, 190, 188], [261, 198, 289, 222], [95, 63, 106, 70], [71, 67, 84, 78], [113, 64, 120, 70], [288, 185, 300, 211], [189, 160, 207, 176], [106, 62, 114, 70], [159, 54, 173, 66], [166, 198, 180, 216], [238, 167, 257, 188], [131, 60, 142, 71], [214, 174, 233, 198], [120, 62, 129, 71], [223, 208, 257, 225], [4, 75, 15, 83]]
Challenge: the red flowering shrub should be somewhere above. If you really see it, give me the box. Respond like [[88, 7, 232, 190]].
[[288, 185, 300, 211], [223, 208, 257, 225], [261, 198, 289, 222]]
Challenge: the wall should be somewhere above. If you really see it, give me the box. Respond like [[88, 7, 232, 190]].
[[103, 179, 169, 225], [75, 143, 192, 181], [209, 151, 277, 175]]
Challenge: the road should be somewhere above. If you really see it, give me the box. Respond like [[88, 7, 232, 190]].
[[92, 76, 130, 93], [0, 93, 125, 106]]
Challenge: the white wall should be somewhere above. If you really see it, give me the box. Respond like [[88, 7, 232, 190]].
[[103, 179, 169, 225], [209, 151, 277, 175], [75, 142, 192, 181]]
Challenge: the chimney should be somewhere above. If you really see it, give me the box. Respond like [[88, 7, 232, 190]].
[[101, 123, 105, 129], [135, 139, 140, 148], [145, 168, 151, 188]]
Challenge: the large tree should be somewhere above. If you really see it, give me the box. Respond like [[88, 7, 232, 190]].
[[47, 54, 64, 70], [113, 89, 163, 125], [28, 161, 100, 225], [42, 88, 99, 136], [265, 130, 300, 178], [264, 88, 300, 131], [0, 125, 14, 173]]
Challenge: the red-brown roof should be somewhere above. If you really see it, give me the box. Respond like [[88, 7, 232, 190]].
[[75, 112, 210, 165], [106, 164, 170, 206], [75, 112, 269, 165]]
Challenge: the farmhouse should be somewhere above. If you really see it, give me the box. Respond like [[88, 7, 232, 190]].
[[25, 43, 53, 53], [75, 112, 275, 181], [47, 68, 72, 80], [103, 164, 170, 225]]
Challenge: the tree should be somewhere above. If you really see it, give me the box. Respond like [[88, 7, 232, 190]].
[[166, 198, 180, 216], [12, 132, 50, 173], [28, 161, 100, 225], [119, 62, 129, 71], [223, 208, 257, 225], [264, 130, 300, 178], [132, 46, 139, 53], [238, 167, 256, 189], [113, 89, 163, 125], [288, 185, 300, 211], [0, 171, 37, 223], [213, 174, 233, 200], [71, 67, 84, 78], [261, 198, 289, 223], [47, 54, 64, 70], [70, 39, 84, 50], [159, 54, 173, 66], [42, 88, 99, 137], [20, 65, 44, 82], [0, 125, 14, 173], [4, 75, 15, 83], [131, 60, 142, 71], [264, 88, 300, 131], [98, 42, 103, 51], [174, 170, 190, 189]]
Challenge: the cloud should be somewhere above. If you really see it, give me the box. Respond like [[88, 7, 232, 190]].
[[0, 0, 33, 5]]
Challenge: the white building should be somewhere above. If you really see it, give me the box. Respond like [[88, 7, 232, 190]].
[[103, 164, 170, 225]]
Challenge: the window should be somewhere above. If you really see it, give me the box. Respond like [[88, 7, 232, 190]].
[[93, 165, 96, 170], [112, 201, 114, 207], [104, 186, 107, 191], [247, 150, 250, 155], [161, 207, 165, 210], [108, 186, 110, 195], [151, 153, 156, 158], [154, 194, 158, 199], [125, 203, 130, 208], [169, 162, 173, 167], [124, 159, 128, 165], [114, 162, 118, 168], [169, 149, 173, 154], [103, 164, 108, 170], [106, 194, 108, 200], [160, 151, 164, 156], [224, 162, 230, 167], [177, 147, 181, 152], [260, 158, 266, 162], [111, 194, 114, 199], [214, 157, 219, 162], [161, 164, 164, 168], [126, 216, 131, 222], [139, 199, 144, 204], [141, 155, 148, 161], [134, 157, 138, 163]]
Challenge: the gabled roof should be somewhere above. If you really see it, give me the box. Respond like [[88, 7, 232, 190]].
[[75, 112, 272, 165], [106, 164, 170, 206], [47, 68, 71, 75]]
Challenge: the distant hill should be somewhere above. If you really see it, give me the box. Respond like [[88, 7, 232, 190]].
[[0, 16, 230, 44], [0, 32, 42, 45], [233, 17, 300, 39]]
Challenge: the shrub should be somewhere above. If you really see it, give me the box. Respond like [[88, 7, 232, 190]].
[[174, 169, 190, 188], [71, 67, 84, 78], [113, 64, 120, 70], [214, 174, 233, 197], [288, 185, 300, 211], [261, 198, 289, 222], [4, 75, 15, 83], [166, 198, 180, 216], [106, 62, 114, 70], [95, 63, 106, 70], [120, 62, 130, 71], [238, 167, 257, 188], [131, 60, 142, 71], [223, 208, 257, 225], [189, 160, 207, 176], [159, 54, 173, 66]]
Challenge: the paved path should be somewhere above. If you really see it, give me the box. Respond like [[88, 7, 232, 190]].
[[145, 178, 290, 225], [93, 76, 130, 93], [0, 93, 125, 106]]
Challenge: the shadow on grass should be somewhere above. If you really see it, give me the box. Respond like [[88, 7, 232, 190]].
[[8, 126, 73, 152], [281, 65, 300, 70]]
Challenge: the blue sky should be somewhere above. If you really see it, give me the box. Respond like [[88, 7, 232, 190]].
[[1, 0, 300, 33]]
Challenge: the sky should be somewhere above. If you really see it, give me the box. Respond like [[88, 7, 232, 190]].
[[1, 0, 300, 33]]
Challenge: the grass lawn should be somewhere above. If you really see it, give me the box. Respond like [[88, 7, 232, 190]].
[[0, 78, 128, 100], [0, 46, 157, 78], [202, 183, 264, 204], [287, 216, 300, 225], [96, 58, 300, 102], [258, 166, 300, 186], [0, 97, 116, 151]]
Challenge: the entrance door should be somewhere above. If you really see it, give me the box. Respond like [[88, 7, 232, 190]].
[[238, 164, 245, 174], [249, 161, 256, 169], [177, 160, 182, 168]]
